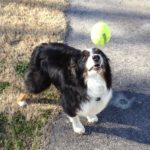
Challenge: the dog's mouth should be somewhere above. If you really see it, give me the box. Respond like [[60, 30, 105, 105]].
[[94, 64, 100, 69], [89, 64, 102, 71]]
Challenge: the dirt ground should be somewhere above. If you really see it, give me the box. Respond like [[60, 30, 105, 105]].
[[0, 0, 68, 149]]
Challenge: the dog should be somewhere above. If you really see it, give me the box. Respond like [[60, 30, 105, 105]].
[[17, 43, 112, 134]]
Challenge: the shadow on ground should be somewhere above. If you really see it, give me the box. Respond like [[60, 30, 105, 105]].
[[48, 91, 150, 149], [27, 98, 60, 105], [68, 5, 150, 21], [86, 91, 150, 144]]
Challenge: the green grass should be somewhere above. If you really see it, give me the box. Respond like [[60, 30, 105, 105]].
[[0, 59, 5, 73], [0, 82, 10, 93], [0, 60, 10, 93], [0, 86, 60, 150], [15, 61, 29, 77], [0, 111, 51, 150]]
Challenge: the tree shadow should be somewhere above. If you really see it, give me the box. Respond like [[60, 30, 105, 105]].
[[85, 91, 150, 144], [0, 0, 67, 11], [68, 5, 150, 21]]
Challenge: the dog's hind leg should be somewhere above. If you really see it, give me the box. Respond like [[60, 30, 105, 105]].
[[17, 68, 51, 107]]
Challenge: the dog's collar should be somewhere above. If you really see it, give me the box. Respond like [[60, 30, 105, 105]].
[[86, 96, 101, 101]]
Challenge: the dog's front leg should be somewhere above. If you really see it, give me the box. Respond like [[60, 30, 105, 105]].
[[87, 115, 98, 123], [68, 116, 85, 134]]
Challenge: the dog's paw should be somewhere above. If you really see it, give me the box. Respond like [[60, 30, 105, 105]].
[[87, 115, 98, 123], [18, 101, 27, 107], [17, 93, 29, 107], [73, 125, 85, 134]]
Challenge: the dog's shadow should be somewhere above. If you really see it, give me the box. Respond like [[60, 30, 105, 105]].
[[27, 98, 60, 105], [85, 91, 150, 144]]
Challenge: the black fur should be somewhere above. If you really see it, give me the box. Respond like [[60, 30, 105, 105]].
[[24, 43, 112, 117], [25, 43, 87, 117]]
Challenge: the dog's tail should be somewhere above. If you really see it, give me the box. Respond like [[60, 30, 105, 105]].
[[29, 43, 48, 68]]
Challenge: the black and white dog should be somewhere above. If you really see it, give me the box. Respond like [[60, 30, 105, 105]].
[[17, 43, 112, 134]]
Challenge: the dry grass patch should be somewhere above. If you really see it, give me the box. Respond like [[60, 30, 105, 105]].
[[0, 0, 68, 149]]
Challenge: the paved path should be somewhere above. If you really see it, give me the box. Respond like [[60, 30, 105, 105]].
[[48, 92, 150, 150], [48, 0, 150, 149]]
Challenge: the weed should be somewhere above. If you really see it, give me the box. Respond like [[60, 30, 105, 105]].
[[0, 59, 5, 66], [15, 61, 29, 77], [0, 82, 10, 93]]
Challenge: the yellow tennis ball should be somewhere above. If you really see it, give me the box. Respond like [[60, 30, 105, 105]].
[[91, 21, 111, 46]]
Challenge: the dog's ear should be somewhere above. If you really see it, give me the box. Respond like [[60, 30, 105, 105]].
[[67, 58, 77, 78], [81, 50, 90, 61], [82, 50, 89, 57]]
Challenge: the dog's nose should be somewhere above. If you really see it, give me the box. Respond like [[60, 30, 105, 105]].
[[92, 55, 100, 62]]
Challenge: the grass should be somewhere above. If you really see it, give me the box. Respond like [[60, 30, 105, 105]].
[[15, 61, 29, 77], [0, 82, 10, 93], [0, 88, 61, 150], [0, 0, 68, 149], [0, 86, 61, 150], [0, 111, 53, 150]]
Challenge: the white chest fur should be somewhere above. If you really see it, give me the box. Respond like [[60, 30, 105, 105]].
[[78, 71, 112, 117], [87, 73, 106, 98]]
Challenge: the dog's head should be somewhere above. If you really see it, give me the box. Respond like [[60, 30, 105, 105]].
[[81, 48, 108, 71], [80, 48, 112, 89]]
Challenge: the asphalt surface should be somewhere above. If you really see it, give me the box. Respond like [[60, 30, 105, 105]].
[[48, 91, 150, 150], [48, 0, 150, 149]]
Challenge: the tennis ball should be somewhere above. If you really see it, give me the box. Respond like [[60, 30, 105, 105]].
[[91, 21, 111, 46]]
